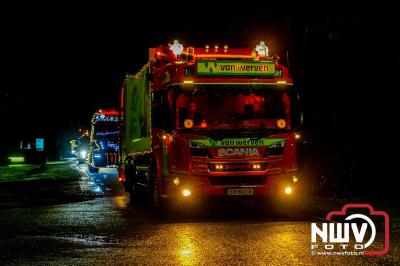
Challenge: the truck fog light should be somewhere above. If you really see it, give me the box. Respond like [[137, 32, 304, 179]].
[[182, 189, 192, 197], [284, 187, 292, 195], [80, 150, 87, 158], [173, 177, 180, 186], [215, 164, 224, 170]]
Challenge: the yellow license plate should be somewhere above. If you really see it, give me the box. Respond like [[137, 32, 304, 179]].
[[226, 188, 254, 196]]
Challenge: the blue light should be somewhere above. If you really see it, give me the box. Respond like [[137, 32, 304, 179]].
[[94, 154, 102, 158]]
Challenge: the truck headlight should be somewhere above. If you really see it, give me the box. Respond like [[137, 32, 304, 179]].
[[80, 150, 87, 158]]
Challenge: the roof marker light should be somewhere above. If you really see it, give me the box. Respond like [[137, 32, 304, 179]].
[[170, 40, 184, 56]]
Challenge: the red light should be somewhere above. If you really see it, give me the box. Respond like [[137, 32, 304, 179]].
[[120, 86, 124, 109], [100, 109, 119, 116], [119, 170, 125, 182], [200, 120, 207, 128]]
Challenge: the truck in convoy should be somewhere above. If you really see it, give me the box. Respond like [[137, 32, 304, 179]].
[[88, 109, 119, 172], [76, 130, 90, 164], [119, 41, 302, 207]]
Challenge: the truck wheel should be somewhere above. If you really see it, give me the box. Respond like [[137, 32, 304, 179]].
[[88, 164, 98, 173], [149, 163, 164, 209], [127, 160, 139, 202], [124, 161, 132, 192]]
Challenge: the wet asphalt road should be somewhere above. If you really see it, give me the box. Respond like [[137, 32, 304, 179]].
[[0, 163, 399, 265]]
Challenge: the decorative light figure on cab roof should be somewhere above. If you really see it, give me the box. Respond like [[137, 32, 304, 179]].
[[170, 40, 184, 56], [255, 41, 269, 57]]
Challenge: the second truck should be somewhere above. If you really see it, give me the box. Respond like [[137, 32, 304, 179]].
[[88, 109, 119, 172]]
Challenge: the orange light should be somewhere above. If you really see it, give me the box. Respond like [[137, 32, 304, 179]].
[[252, 164, 261, 169], [187, 47, 195, 55], [215, 164, 224, 170], [173, 177, 180, 186], [200, 120, 207, 128]]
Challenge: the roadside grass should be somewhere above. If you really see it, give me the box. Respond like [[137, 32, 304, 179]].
[[0, 160, 80, 183]]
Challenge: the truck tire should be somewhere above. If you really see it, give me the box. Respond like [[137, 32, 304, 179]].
[[123, 161, 132, 192], [88, 164, 99, 173], [127, 160, 139, 202], [149, 162, 164, 209]]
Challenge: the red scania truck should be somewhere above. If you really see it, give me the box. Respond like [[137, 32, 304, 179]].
[[119, 41, 302, 207]]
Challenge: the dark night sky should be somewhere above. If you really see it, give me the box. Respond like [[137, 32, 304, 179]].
[[1, 2, 399, 196]]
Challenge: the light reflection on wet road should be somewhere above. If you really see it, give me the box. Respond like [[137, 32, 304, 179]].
[[0, 164, 398, 265]]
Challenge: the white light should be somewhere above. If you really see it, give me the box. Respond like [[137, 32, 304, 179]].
[[170, 40, 184, 56], [80, 150, 87, 158], [182, 189, 192, 197], [255, 41, 269, 57]]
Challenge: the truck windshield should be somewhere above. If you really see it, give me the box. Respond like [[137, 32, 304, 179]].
[[93, 121, 119, 139], [173, 84, 299, 131]]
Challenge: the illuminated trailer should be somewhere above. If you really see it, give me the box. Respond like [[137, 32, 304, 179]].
[[119, 41, 302, 207]]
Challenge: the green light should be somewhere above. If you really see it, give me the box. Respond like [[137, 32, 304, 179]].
[[8, 157, 25, 163]]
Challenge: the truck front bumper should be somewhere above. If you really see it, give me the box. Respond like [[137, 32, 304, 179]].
[[162, 172, 300, 199]]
